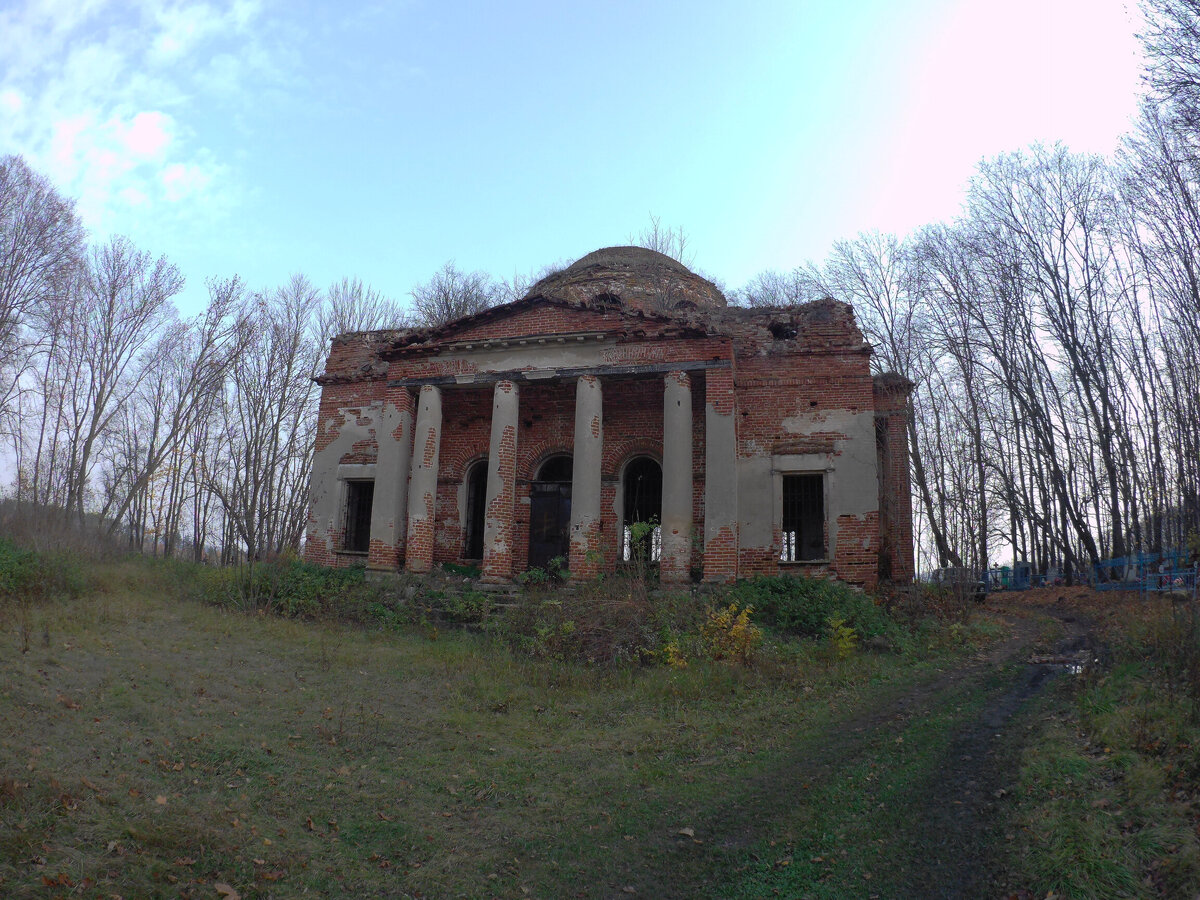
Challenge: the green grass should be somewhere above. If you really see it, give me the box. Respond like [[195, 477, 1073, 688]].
[[999, 600, 1200, 899], [0, 558, 1005, 899]]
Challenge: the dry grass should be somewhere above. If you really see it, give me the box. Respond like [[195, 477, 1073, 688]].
[[0, 574, 991, 899]]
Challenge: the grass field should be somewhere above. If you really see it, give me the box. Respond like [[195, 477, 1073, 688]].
[[3, 555, 1199, 899], [0, 557, 1005, 899]]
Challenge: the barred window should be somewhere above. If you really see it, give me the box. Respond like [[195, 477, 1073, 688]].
[[343, 480, 374, 553], [781, 474, 824, 561], [622, 456, 662, 563]]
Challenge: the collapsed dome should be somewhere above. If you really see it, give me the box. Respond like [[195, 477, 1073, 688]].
[[525, 245, 727, 314]]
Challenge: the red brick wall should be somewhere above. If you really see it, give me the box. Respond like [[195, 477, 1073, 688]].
[[443, 305, 643, 342], [873, 383, 915, 582], [306, 299, 916, 589], [732, 348, 879, 586]]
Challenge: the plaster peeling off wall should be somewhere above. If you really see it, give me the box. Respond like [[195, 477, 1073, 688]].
[[368, 400, 414, 556], [308, 402, 386, 557], [738, 408, 879, 560]]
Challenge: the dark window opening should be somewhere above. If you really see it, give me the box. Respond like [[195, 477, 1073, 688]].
[[781, 474, 824, 562], [537, 455, 573, 482], [344, 480, 374, 553], [464, 460, 488, 560], [623, 456, 662, 563], [768, 321, 798, 340]]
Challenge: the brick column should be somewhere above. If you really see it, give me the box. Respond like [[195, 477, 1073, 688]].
[[482, 380, 519, 581], [368, 387, 415, 570], [703, 368, 738, 582], [404, 384, 442, 574], [568, 375, 603, 578], [660, 371, 693, 583]]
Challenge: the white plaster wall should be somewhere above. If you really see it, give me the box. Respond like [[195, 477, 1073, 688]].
[[737, 408, 879, 559]]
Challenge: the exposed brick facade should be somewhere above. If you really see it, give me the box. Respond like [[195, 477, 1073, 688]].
[[304, 247, 915, 588]]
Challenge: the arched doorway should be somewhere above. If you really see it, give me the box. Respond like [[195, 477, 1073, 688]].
[[462, 459, 488, 561], [623, 456, 662, 563], [528, 455, 572, 570]]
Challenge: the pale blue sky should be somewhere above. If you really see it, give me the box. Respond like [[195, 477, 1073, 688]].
[[0, 0, 1146, 315]]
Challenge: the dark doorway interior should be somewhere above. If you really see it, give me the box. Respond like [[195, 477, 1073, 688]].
[[463, 460, 488, 560], [528, 455, 572, 570]]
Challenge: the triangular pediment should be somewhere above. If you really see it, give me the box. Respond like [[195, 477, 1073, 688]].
[[384, 296, 703, 358]]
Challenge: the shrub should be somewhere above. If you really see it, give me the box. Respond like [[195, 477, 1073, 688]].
[[729, 575, 889, 640], [198, 557, 380, 619], [0, 537, 89, 602], [500, 574, 706, 666], [827, 615, 858, 658], [700, 602, 763, 664]]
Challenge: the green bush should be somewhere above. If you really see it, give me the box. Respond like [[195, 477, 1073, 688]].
[[0, 537, 89, 602], [728, 574, 891, 640], [0, 537, 44, 599], [198, 557, 379, 619]]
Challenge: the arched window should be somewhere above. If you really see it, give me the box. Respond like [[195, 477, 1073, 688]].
[[462, 459, 488, 560], [537, 455, 573, 482], [622, 456, 662, 563]]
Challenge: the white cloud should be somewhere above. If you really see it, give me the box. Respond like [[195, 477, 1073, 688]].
[[0, 0, 267, 236], [119, 111, 174, 159], [0, 88, 23, 114], [161, 160, 213, 202]]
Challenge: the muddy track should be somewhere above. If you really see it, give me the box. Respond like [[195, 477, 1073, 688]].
[[608, 599, 1100, 899], [889, 602, 1100, 898]]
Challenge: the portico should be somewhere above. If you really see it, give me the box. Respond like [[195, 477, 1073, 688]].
[[378, 357, 733, 582]]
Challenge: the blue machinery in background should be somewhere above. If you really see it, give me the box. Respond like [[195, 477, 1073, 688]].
[[987, 550, 1198, 599]]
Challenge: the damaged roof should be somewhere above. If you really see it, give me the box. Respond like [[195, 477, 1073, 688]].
[[328, 247, 872, 368]]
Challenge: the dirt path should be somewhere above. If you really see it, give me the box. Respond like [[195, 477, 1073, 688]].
[[611, 595, 1101, 899], [887, 599, 1101, 898]]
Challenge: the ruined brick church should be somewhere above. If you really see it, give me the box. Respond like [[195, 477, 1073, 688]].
[[304, 247, 914, 587]]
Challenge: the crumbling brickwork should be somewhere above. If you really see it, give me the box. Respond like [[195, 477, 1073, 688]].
[[304, 247, 915, 588]]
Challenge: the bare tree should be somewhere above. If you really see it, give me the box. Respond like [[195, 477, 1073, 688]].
[[103, 277, 247, 544], [0, 156, 83, 444], [35, 237, 184, 524], [316, 276, 408, 347], [409, 261, 500, 327], [731, 267, 824, 308], [1142, 0, 1200, 132], [630, 214, 694, 267], [206, 275, 322, 560]]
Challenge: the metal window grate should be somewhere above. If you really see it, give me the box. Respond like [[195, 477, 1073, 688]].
[[623, 457, 663, 562], [781, 474, 824, 561], [344, 480, 374, 553]]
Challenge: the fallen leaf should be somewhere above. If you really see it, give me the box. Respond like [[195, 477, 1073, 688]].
[[214, 883, 240, 899], [677, 827, 695, 838], [155, 795, 168, 805]]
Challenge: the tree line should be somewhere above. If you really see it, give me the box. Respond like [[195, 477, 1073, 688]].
[[1, 0, 1197, 575], [0, 171, 531, 561]]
